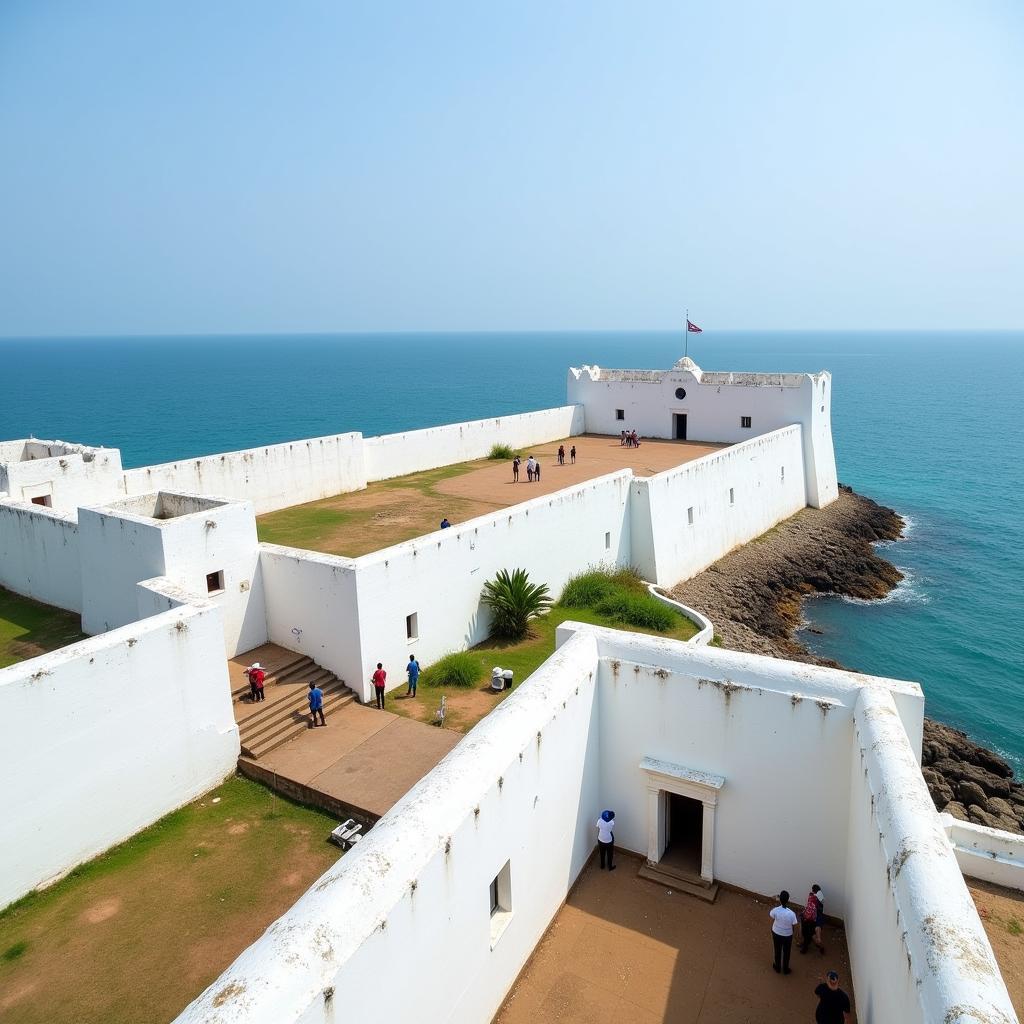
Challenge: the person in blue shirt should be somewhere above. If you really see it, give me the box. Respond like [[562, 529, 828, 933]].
[[406, 655, 421, 697], [440, 518, 451, 529], [308, 681, 325, 727]]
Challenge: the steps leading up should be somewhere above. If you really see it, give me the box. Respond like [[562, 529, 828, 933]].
[[637, 860, 720, 903], [236, 654, 359, 759]]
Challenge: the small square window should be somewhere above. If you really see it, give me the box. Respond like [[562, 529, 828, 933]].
[[406, 612, 418, 641], [687, 506, 694, 525], [740, 416, 752, 429], [729, 488, 735, 505], [206, 570, 225, 594], [604, 531, 611, 550], [489, 860, 513, 947], [615, 409, 625, 421]]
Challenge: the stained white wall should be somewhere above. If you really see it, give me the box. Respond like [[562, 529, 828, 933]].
[[941, 815, 1024, 892], [175, 629, 602, 1024], [631, 426, 808, 585], [0, 441, 124, 510], [363, 406, 585, 482], [846, 688, 1016, 1024], [578, 624, 924, 917], [0, 500, 82, 613], [79, 494, 266, 655], [122, 433, 366, 515], [259, 545, 363, 689], [350, 472, 631, 702], [0, 602, 239, 910], [569, 362, 838, 508]]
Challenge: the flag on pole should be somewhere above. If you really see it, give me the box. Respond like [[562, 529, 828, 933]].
[[686, 319, 702, 333]]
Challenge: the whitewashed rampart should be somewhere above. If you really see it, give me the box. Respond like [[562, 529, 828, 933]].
[[0, 439, 123, 509], [176, 629, 602, 1024], [122, 433, 366, 516], [631, 425, 807, 585], [0, 602, 239, 909], [0, 499, 82, 612], [176, 628, 1016, 1024], [363, 405, 585, 482], [941, 813, 1024, 892], [847, 687, 1016, 1024]]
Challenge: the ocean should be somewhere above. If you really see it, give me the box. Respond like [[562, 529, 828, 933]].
[[2, 331, 1022, 769]]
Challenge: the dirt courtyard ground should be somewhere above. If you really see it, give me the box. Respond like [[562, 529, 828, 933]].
[[257, 434, 726, 557], [495, 854, 856, 1024], [969, 879, 1024, 1017]]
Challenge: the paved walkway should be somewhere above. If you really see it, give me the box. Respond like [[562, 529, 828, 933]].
[[495, 854, 857, 1024]]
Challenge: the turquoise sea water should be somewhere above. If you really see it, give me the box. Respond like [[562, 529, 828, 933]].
[[2, 331, 1022, 769]]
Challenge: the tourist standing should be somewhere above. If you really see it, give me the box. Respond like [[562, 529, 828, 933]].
[[570, 445, 576, 464], [440, 517, 451, 529], [769, 890, 799, 974], [245, 662, 266, 702], [534, 459, 541, 482], [372, 662, 387, 710], [406, 654, 420, 697], [558, 444, 565, 465], [512, 455, 520, 482], [620, 430, 627, 446], [800, 884, 826, 954], [812, 971, 851, 1023], [307, 681, 325, 727], [596, 810, 616, 870], [526, 455, 536, 482]]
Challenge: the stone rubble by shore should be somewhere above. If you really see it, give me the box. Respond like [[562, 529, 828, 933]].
[[670, 485, 1024, 837]]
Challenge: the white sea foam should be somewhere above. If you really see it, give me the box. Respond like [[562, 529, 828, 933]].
[[837, 567, 930, 606]]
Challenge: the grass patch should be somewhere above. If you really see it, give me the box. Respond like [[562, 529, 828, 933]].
[[421, 650, 480, 688], [0, 775, 342, 1024], [488, 443, 519, 460], [560, 566, 678, 631], [0, 586, 86, 670], [594, 590, 677, 631], [1008, 918, 1022, 936]]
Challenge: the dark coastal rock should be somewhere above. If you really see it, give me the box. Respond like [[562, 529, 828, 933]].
[[670, 486, 1024, 836]]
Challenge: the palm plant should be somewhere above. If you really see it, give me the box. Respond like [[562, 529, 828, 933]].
[[481, 568, 551, 641]]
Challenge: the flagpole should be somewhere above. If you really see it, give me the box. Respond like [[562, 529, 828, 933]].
[[685, 308, 689, 360]]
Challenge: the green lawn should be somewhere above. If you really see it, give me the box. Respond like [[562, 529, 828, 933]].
[[0, 586, 86, 669], [0, 775, 342, 1024], [390, 602, 699, 733]]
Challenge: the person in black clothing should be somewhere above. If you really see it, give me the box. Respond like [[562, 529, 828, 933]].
[[570, 445, 576, 464], [813, 971, 851, 1023], [558, 444, 565, 465]]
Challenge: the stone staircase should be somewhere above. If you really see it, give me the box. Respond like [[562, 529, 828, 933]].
[[234, 653, 358, 760], [637, 859, 720, 903]]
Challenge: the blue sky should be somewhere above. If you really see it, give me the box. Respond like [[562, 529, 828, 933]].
[[1, 1, 1021, 335]]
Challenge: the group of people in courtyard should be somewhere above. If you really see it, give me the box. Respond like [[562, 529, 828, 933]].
[[620, 429, 641, 447], [511, 444, 576, 483], [594, 811, 850, 1022]]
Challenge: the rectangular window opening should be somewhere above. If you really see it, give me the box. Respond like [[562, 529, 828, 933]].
[[729, 488, 735, 506], [604, 531, 611, 550], [781, 466, 785, 482], [406, 612, 419, 641], [687, 506, 694, 525], [615, 408, 625, 421], [740, 416, 752, 429], [206, 570, 225, 594], [30, 495, 52, 507], [489, 860, 513, 948]]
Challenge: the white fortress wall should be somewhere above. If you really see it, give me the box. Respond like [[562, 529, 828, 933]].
[[121, 432, 366, 516], [631, 426, 807, 586], [175, 629, 603, 1024], [846, 687, 1017, 1024], [575, 624, 924, 917], [940, 814, 1024, 892], [0, 440, 124, 510], [350, 471, 632, 702], [0, 602, 239, 910], [259, 545, 364, 692], [0, 499, 82, 613], [79, 493, 267, 655], [363, 405, 585, 482]]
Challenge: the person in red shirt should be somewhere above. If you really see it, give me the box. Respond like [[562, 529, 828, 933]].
[[372, 662, 387, 709], [245, 663, 266, 703]]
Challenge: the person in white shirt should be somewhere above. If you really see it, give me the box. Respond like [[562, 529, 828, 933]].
[[596, 810, 616, 870], [769, 890, 799, 975]]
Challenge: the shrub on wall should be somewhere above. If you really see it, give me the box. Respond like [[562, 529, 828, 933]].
[[488, 444, 519, 460], [481, 568, 552, 641], [421, 651, 481, 688], [595, 591, 677, 631], [559, 565, 679, 631]]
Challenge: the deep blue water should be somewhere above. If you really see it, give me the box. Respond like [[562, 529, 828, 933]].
[[2, 331, 1022, 769]]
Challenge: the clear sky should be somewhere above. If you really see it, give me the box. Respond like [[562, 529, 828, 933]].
[[1, 1, 1022, 335]]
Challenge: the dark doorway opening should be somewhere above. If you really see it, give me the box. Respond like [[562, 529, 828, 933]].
[[673, 413, 688, 440], [661, 793, 702, 877]]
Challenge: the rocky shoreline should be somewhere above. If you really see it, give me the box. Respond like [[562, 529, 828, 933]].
[[670, 486, 1024, 836]]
